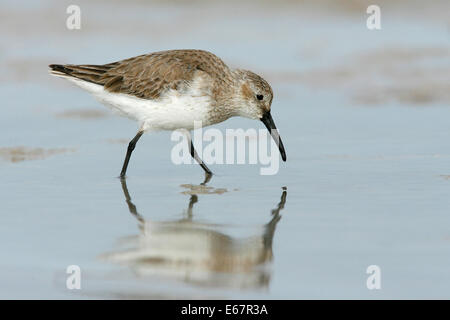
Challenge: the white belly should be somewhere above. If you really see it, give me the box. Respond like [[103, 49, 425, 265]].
[[65, 77, 212, 131]]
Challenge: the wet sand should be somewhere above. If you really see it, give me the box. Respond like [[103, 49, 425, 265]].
[[0, 0, 449, 299]]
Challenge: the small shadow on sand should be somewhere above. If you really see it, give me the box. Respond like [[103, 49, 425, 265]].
[[180, 184, 228, 195], [0, 146, 74, 163], [106, 138, 129, 145], [55, 109, 109, 120]]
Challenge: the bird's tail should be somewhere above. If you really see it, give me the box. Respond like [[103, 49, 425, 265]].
[[48, 63, 117, 84], [49, 64, 69, 77]]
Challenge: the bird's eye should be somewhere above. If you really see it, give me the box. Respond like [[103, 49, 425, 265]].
[[256, 94, 264, 101]]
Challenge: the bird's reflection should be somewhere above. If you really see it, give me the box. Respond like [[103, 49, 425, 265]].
[[101, 178, 287, 290]]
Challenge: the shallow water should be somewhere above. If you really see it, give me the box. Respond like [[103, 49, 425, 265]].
[[1, 0, 450, 299]]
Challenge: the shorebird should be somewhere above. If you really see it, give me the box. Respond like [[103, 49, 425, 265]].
[[49, 49, 286, 178]]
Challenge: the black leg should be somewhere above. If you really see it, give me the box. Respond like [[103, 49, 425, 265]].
[[201, 171, 212, 185], [189, 139, 212, 176], [120, 131, 144, 178]]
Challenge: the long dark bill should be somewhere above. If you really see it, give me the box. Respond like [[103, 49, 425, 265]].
[[260, 112, 287, 162]]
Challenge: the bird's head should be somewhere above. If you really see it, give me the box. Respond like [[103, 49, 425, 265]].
[[234, 69, 273, 120], [233, 70, 286, 162]]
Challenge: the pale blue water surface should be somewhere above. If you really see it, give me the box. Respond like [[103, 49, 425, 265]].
[[0, 0, 449, 299]]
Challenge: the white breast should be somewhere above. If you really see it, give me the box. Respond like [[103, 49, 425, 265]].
[[64, 76, 213, 132]]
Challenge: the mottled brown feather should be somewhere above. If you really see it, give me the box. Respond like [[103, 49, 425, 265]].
[[56, 50, 234, 100]]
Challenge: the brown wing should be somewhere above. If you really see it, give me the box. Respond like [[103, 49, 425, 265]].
[[49, 49, 232, 100]]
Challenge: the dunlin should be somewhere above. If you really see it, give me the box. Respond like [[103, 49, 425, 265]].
[[49, 49, 286, 178]]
